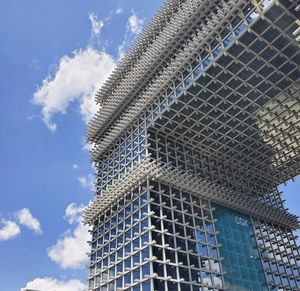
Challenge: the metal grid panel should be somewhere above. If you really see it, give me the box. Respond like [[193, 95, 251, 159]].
[[87, 0, 257, 144], [83, 157, 299, 229], [253, 219, 300, 290], [150, 181, 225, 290], [87, 186, 153, 291]]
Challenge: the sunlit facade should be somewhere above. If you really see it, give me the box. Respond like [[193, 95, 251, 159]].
[[84, 0, 300, 290]]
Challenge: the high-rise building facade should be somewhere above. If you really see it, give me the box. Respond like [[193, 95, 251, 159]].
[[84, 0, 300, 290]]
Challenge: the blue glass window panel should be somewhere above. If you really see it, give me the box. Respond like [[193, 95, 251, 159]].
[[133, 252, 139, 263], [208, 246, 218, 258], [117, 262, 123, 273], [104, 244, 109, 253], [193, 66, 202, 78], [110, 252, 116, 262], [195, 229, 205, 242], [133, 238, 139, 249], [204, 221, 214, 233], [108, 282, 114, 291], [142, 263, 150, 276], [102, 271, 108, 283], [141, 204, 148, 213], [124, 229, 130, 240], [235, 23, 245, 36], [247, 11, 259, 24], [97, 249, 102, 257], [142, 280, 151, 290], [111, 215, 117, 224], [125, 243, 131, 253], [207, 233, 216, 245], [125, 272, 131, 284], [202, 57, 212, 69], [103, 257, 108, 267], [175, 88, 181, 96], [184, 76, 193, 88], [198, 244, 208, 256], [213, 203, 268, 291], [117, 248, 123, 258], [223, 34, 234, 48], [142, 247, 149, 260], [125, 257, 131, 268], [212, 46, 222, 58], [133, 268, 140, 280], [141, 231, 149, 243]]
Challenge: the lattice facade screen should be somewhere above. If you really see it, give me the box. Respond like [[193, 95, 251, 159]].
[[84, 0, 300, 290]]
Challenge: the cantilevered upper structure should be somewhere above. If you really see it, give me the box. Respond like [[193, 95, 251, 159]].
[[84, 0, 300, 290]]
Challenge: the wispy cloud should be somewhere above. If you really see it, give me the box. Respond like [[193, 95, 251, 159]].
[[47, 203, 90, 269], [118, 11, 144, 60], [65, 203, 85, 224], [77, 174, 95, 192], [21, 277, 85, 291], [88, 12, 104, 35], [72, 164, 80, 170], [115, 7, 123, 15], [0, 219, 20, 241], [16, 208, 42, 234], [128, 12, 144, 35], [33, 48, 115, 131]]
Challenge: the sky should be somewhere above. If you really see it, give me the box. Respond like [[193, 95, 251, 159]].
[[0, 1, 299, 291]]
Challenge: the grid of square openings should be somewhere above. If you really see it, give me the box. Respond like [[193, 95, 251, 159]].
[[144, 2, 300, 189], [253, 220, 300, 290], [96, 124, 147, 196], [149, 181, 225, 291], [88, 186, 152, 291], [148, 129, 285, 209]]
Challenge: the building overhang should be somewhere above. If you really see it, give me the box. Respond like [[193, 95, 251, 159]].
[[88, 1, 300, 174], [83, 157, 299, 229]]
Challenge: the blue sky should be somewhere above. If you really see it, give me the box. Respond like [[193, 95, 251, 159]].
[[0, 1, 299, 290]]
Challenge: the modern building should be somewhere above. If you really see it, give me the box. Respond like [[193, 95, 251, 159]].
[[83, 0, 300, 290]]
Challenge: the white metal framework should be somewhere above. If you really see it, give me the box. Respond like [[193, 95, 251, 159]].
[[84, 0, 300, 290]]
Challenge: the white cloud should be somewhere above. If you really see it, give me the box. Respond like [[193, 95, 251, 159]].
[[33, 47, 115, 131], [118, 41, 126, 61], [82, 142, 93, 152], [88, 12, 104, 35], [21, 277, 85, 291], [65, 203, 85, 224], [117, 11, 144, 60], [0, 219, 20, 241], [77, 174, 95, 192], [115, 7, 123, 15], [16, 208, 42, 234], [72, 164, 80, 170], [128, 12, 144, 35], [47, 203, 90, 269]]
